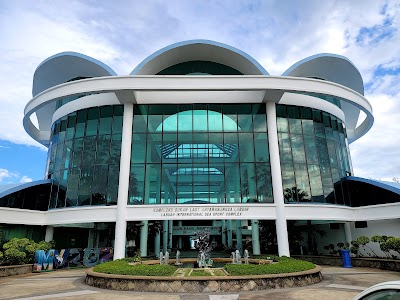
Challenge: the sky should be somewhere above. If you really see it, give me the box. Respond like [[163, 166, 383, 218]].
[[0, 0, 399, 185]]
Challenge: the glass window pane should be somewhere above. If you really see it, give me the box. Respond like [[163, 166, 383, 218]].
[[71, 138, 83, 168], [128, 164, 145, 204], [78, 166, 92, 205], [225, 163, 240, 203], [107, 164, 120, 205], [277, 117, 289, 132], [252, 104, 267, 132], [278, 132, 292, 163], [294, 163, 311, 202], [193, 109, 208, 131], [308, 164, 324, 202], [303, 135, 318, 164], [133, 105, 148, 133], [254, 132, 269, 162], [96, 135, 110, 164], [241, 163, 256, 202], [82, 136, 96, 166], [91, 165, 108, 205], [86, 107, 99, 136], [112, 106, 123, 134], [131, 133, 147, 163], [290, 134, 306, 163], [255, 162, 273, 203], [75, 110, 86, 138], [239, 133, 255, 162], [148, 105, 163, 133], [237, 104, 252, 132], [99, 106, 113, 135], [146, 133, 162, 163], [281, 163, 296, 202], [66, 114, 76, 140]]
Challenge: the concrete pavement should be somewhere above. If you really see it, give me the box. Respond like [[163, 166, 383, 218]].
[[0, 266, 399, 300]]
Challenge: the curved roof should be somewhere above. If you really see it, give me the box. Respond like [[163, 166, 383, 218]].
[[33, 52, 117, 97], [282, 53, 364, 95], [131, 39, 269, 75], [0, 179, 52, 199]]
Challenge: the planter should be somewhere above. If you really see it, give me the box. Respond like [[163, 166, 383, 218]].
[[0, 264, 33, 277], [293, 255, 400, 272], [85, 265, 323, 293]]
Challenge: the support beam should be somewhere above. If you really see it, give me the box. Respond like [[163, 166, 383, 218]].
[[178, 221, 183, 249], [221, 220, 227, 246], [163, 220, 168, 253], [236, 220, 243, 254], [154, 230, 160, 257], [169, 220, 173, 250], [140, 220, 148, 257], [251, 220, 261, 255], [114, 103, 134, 260], [266, 101, 290, 257], [227, 219, 233, 248], [344, 222, 352, 246], [45, 226, 54, 242]]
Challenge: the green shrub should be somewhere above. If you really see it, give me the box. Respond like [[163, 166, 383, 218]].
[[1, 238, 52, 266], [93, 260, 177, 276], [224, 258, 315, 275], [190, 270, 212, 276]]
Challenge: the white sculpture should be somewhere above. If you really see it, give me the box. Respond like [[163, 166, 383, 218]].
[[244, 249, 249, 265]]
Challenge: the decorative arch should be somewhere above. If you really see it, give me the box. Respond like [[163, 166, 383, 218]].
[[131, 39, 268, 75]]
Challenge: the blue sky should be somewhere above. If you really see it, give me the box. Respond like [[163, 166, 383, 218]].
[[0, 0, 399, 184]]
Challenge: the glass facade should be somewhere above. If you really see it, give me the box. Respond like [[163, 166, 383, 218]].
[[277, 104, 352, 205], [47, 105, 123, 208], [128, 104, 273, 205]]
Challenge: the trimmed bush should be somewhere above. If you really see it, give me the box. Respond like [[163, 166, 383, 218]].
[[224, 258, 315, 276], [0, 238, 52, 266], [93, 260, 177, 276]]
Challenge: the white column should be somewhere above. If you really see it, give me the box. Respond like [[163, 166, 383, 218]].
[[251, 220, 261, 255], [140, 220, 148, 257], [45, 226, 54, 242], [344, 222, 352, 246], [266, 101, 290, 257], [114, 103, 134, 260]]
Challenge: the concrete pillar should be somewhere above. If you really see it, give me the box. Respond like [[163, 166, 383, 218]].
[[344, 222, 352, 246], [88, 229, 94, 248], [169, 220, 173, 249], [236, 220, 243, 254], [114, 103, 133, 260], [163, 220, 168, 252], [178, 221, 183, 249], [154, 230, 160, 257], [140, 220, 148, 257], [266, 101, 290, 257], [227, 219, 233, 248], [251, 220, 261, 255], [221, 220, 227, 246], [45, 226, 54, 242]]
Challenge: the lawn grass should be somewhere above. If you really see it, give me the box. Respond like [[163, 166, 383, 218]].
[[224, 258, 315, 276], [93, 260, 177, 276]]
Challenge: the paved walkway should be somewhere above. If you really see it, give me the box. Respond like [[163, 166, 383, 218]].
[[1, 266, 399, 300]]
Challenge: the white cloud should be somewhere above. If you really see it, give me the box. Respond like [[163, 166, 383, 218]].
[[0, 168, 18, 182], [20, 176, 33, 183]]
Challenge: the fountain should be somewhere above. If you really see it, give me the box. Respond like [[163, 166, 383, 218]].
[[175, 250, 182, 266], [244, 249, 249, 265], [194, 228, 213, 268]]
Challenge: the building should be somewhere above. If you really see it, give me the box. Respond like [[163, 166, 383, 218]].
[[1, 40, 399, 259]]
